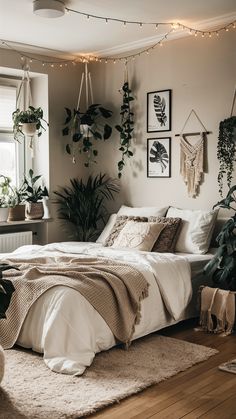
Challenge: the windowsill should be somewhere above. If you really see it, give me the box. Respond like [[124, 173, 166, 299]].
[[0, 218, 52, 227]]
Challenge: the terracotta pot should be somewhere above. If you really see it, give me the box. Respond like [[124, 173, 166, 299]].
[[0, 208, 9, 222], [7, 205, 26, 222], [26, 202, 44, 220], [21, 122, 37, 136]]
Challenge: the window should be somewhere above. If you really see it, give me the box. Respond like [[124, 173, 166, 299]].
[[0, 80, 25, 186]]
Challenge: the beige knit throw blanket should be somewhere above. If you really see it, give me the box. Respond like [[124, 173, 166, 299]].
[[199, 286, 235, 336], [0, 255, 149, 349], [180, 134, 204, 198]]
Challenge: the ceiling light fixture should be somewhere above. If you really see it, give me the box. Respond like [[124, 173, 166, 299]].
[[33, 0, 65, 18]]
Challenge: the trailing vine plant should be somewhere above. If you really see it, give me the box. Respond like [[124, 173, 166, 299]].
[[115, 81, 134, 178], [217, 116, 236, 196]]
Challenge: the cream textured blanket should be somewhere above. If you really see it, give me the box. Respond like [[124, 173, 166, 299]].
[[0, 255, 149, 349]]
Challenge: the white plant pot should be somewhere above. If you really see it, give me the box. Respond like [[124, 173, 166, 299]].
[[0, 207, 9, 222], [21, 122, 37, 136], [80, 124, 92, 137]]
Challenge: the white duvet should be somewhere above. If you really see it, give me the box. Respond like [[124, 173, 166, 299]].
[[1, 242, 192, 375]]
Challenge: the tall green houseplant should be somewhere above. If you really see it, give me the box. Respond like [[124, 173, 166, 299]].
[[54, 173, 119, 241], [204, 185, 236, 291]]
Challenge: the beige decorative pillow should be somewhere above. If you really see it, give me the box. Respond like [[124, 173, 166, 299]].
[[112, 221, 165, 251], [149, 216, 182, 253], [105, 215, 148, 247]]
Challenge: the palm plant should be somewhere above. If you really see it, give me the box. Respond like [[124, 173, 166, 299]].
[[54, 173, 119, 241], [204, 185, 236, 291]]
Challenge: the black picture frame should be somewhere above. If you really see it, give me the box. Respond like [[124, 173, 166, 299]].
[[147, 137, 171, 178], [147, 89, 172, 132]]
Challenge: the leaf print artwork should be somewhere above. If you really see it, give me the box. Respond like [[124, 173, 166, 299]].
[[149, 140, 169, 172], [147, 90, 171, 133], [153, 95, 167, 126]]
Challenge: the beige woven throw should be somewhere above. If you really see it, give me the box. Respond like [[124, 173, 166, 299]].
[[180, 133, 204, 198], [0, 255, 149, 349], [198, 286, 235, 336]]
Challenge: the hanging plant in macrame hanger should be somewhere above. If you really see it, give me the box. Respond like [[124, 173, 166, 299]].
[[62, 63, 113, 167], [12, 63, 48, 151], [217, 88, 236, 196], [115, 62, 134, 178]]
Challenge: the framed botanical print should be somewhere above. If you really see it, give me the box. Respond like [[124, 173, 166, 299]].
[[147, 137, 171, 178], [147, 89, 171, 132]]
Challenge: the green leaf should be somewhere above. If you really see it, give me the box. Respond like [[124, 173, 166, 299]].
[[62, 127, 69, 136], [103, 124, 112, 140]]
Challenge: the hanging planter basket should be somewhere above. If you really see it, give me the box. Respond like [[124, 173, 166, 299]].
[[21, 122, 37, 136]]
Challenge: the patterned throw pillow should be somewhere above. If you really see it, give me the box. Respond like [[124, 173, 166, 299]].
[[105, 215, 148, 247], [111, 221, 165, 251], [149, 216, 182, 253]]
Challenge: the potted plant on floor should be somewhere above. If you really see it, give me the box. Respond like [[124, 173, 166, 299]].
[[20, 169, 49, 220], [54, 173, 119, 241], [62, 104, 113, 167], [12, 106, 48, 142], [204, 185, 236, 291]]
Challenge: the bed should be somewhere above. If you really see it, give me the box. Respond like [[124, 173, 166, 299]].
[[0, 241, 214, 376]]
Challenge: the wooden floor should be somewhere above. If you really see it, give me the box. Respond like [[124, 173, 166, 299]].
[[90, 319, 236, 419]]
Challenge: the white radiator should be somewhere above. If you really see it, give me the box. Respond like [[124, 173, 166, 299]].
[[0, 231, 32, 253]]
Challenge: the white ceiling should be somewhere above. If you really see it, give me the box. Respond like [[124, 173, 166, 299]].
[[0, 0, 235, 58]]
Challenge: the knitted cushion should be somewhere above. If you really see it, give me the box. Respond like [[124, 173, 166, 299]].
[[149, 217, 182, 253]]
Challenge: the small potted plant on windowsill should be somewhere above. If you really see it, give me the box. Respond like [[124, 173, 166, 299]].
[[0, 175, 26, 222], [0, 176, 12, 222], [12, 106, 48, 142], [20, 169, 49, 220]]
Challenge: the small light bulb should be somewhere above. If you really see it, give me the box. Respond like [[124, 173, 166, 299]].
[[139, 22, 143, 28], [194, 31, 198, 37], [225, 27, 229, 32], [208, 33, 212, 38], [105, 18, 108, 24], [155, 24, 158, 29], [87, 14, 90, 19], [202, 32, 205, 38], [159, 42, 163, 47], [123, 21, 126, 26]]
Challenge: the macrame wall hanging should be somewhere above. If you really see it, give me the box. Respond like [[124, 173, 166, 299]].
[[176, 109, 211, 198]]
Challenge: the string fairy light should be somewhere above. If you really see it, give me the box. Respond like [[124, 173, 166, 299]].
[[0, 12, 235, 68]]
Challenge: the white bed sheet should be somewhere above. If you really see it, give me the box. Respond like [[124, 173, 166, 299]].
[[1, 243, 213, 375]]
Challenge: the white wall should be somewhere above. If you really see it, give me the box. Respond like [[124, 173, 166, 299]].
[[0, 30, 235, 243], [0, 48, 85, 242], [91, 31, 236, 216]]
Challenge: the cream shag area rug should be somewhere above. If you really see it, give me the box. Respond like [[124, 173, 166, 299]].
[[0, 335, 218, 419]]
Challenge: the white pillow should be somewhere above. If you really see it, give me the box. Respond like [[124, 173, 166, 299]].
[[112, 221, 165, 251], [166, 207, 218, 254], [117, 205, 168, 218], [96, 214, 117, 244]]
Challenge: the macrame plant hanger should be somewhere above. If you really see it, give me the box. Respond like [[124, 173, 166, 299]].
[[230, 86, 236, 117], [177, 109, 211, 198], [73, 62, 94, 163], [16, 61, 34, 151]]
